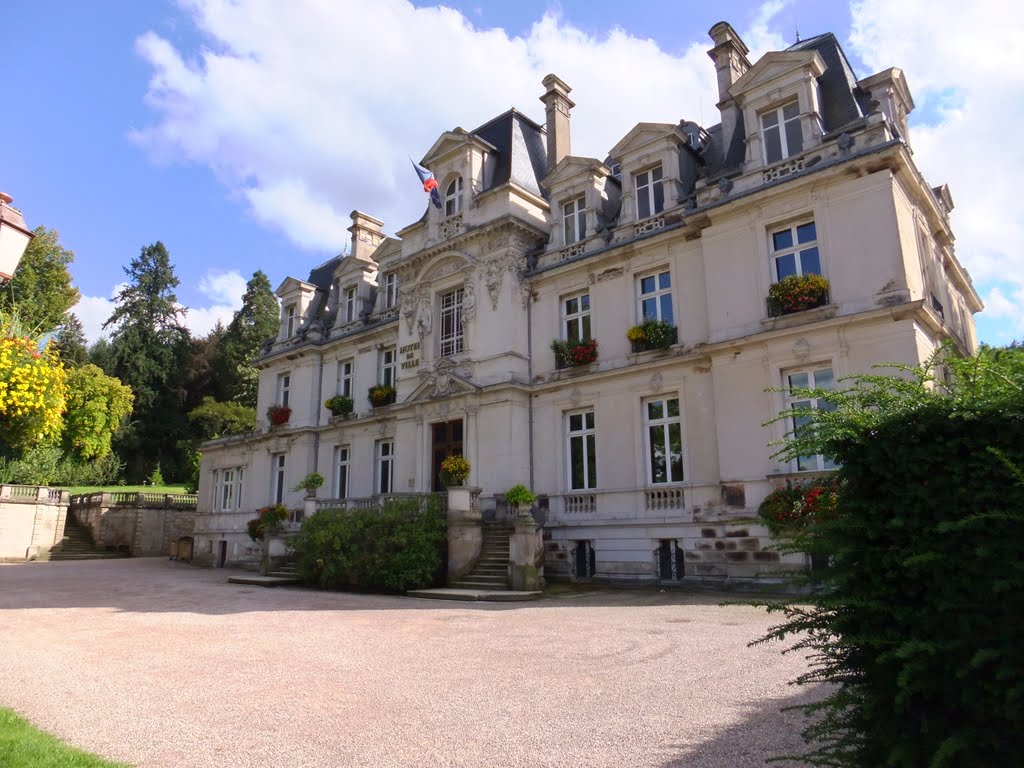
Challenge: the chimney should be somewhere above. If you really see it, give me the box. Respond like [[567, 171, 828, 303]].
[[707, 22, 751, 159], [348, 210, 385, 262], [540, 73, 575, 170]]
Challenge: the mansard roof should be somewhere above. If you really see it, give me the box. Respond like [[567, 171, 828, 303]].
[[471, 108, 549, 198], [787, 32, 867, 132]]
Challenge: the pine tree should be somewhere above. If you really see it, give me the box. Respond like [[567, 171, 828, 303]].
[[54, 313, 89, 368], [218, 270, 279, 407]]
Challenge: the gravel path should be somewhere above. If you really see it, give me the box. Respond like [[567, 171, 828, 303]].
[[0, 559, 816, 767]]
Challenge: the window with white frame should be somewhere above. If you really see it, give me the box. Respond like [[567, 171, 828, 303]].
[[439, 287, 464, 357], [761, 101, 803, 164], [638, 270, 673, 324], [344, 286, 358, 323], [634, 165, 664, 220], [785, 366, 838, 472], [645, 397, 684, 484], [337, 359, 354, 399], [276, 372, 291, 407], [562, 196, 586, 245], [771, 221, 821, 281], [334, 446, 350, 499], [272, 453, 286, 505], [376, 440, 394, 494], [379, 347, 397, 388], [566, 409, 597, 490], [213, 467, 245, 512], [383, 272, 398, 308], [444, 177, 463, 217], [285, 304, 296, 337], [562, 291, 591, 343]]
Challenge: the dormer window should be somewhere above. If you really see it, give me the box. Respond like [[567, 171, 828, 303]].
[[344, 286, 358, 323], [444, 177, 463, 217], [285, 304, 296, 337], [562, 196, 586, 245], [383, 272, 398, 309], [635, 166, 664, 220], [761, 101, 803, 164]]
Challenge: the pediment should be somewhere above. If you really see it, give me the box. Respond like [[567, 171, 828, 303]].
[[541, 155, 610, 189], [416, 251, 476, 284], [730, 51, 825, 98], [608, 123, 684, 161], [420, 129, 496, 167], [333, 254, 376, 281], [405, 359, 479, 403], [275, 276, 314, 297]]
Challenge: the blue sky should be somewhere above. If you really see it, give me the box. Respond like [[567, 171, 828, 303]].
[[5, 0, 1021, 344]]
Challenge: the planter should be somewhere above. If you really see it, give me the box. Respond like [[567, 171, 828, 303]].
[[766, 275, 830, 317], [368, 385, 397, 408], [552, 338, 599, 369]]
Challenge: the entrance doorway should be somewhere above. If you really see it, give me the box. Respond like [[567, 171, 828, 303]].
[[217, 540, 227, 568], [431, 419, 464, 492]]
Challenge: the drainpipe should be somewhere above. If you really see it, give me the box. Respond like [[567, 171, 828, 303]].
[[312, 351, 324, 475], [527, 295, 534, 491]]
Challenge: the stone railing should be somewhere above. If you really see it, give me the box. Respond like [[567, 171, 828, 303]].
[[440, 213, 463, 239], [0, 484, 69, 503], [762, 153, 806, 183], [68, 491, 197, 557], [0, 485, 71, 561], [558, 242, 585, 261], [547, 487, 693, 523], [71, 492, 197, 511], [633, 215, 665, 237], [312, 492, 444, 514], [645, 487, 684, 511]]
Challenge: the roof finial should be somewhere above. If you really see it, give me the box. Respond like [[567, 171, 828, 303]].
[[795, 24, 800, 43]]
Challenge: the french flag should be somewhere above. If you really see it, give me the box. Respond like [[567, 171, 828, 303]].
[[411, 158, 442, 209]]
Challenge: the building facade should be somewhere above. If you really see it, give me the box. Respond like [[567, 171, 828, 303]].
[[192, 23, 981, 582]]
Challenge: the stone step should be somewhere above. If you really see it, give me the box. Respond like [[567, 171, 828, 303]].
[[456, 574, 507, 585], [476, 556, 509, 565], [471, 568, 507, 578], [450, 580, 509, 590]]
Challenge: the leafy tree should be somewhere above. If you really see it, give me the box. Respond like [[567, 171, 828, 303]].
[[54, 313, 89, 368], [0, 227, 79, 336], [187, 396, 256, 440], [0, 323, 67, 458], [61, 364, 134, 460], [219, 270, 278, 407]]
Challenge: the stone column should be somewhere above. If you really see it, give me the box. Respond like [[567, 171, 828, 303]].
[[446, 486, 482, 584], [508, 509, 545, 591]]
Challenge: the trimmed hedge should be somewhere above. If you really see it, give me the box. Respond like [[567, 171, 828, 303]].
[[291, 495, 446, 592]]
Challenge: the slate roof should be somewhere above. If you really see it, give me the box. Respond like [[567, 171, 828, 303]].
[[787, 33, 866, 132], [471, 109, 550, 198]]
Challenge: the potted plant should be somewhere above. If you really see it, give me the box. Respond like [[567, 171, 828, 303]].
[[266, 403, 292, 426], [626, 318, 677, 353], [368, 384, 397, 407], [246, 504, 289, 541], [293, 472, 325, 497], [439, 454, 471, 487], [504, 483, 536, 519], [324, 394, 353, 418], [767, 274, 830, 316], [551, 338, 599, 369], [757, 476, 839, 538]]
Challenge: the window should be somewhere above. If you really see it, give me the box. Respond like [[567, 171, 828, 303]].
[[272, 453, 286, 505], [562, 196, 586, 245], [439, 287, 464, 357], [645, 397, 684, 484], [334, 446, 350, 499], [657, 539, 685, 581], [213, 467, 245, 512], [634, 165, 664, 220], [638, 270, 673, 324], [771, 221, 821, 281], [566, 409, 597, 490], [562, 291, 591, 343], [285, 305, 296, 337], [383, 272, 398, 308], [276, 372, 291, 407], [572, 540, 596, 578], [761, 101, 803, 164], [379, 347, 397, 388], [344, 286, 358, 323], [444, 177, 463, 217], [376, 440, 394, 494], [786, 366, 838, 472], [337, 359, 354, 399]]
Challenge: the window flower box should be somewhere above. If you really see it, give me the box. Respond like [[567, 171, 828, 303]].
[[552, 338, 598, 369], [368, 384, 396, 408], [766, 274, 830, 317], [266, 404, 291, 426], [626, 319, 677, 353], [324, 394, 353, 418]]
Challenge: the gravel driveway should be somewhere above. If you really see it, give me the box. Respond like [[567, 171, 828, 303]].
[[0, 559, 816, 767]]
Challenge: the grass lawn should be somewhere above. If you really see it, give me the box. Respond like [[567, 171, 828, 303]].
[[57, 485, 188, 497], [0, 708, 130, 767]]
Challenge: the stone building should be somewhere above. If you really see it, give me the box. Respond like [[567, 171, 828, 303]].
[[192, 23, 980, 583]]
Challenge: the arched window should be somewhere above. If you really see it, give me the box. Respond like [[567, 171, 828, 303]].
[[444, 177, 463, 217]]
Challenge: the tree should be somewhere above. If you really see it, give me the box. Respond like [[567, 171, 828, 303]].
[[187, 396, 256, 441], [184, 323, 228, 408], [62, 364, 134, 461], [0, 227, 79, 336], [218, 270, 279, 407], [0, 326, 67, 458], [54, 313, 89, 368]]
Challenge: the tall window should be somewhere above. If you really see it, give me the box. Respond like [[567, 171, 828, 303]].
[[337, 359, 354, 399], [334, 446, 350, 499], [562, 291, 591, 343], [214, 467, 245, 512], [562, 196, 586, 245], [786, 366, 838, 471], [771, 221, 821, 281], [380, 347, 397, 388], [761, 101, 803, 164], [439, 287, 464, 357], [638, 270, 673, 324], [566, 409, 597, 490], [645, 397, 683, 484], [276, 372, 291, 407], [634, 165, 664, 220], [376, 440, 394, 494], [285, 305, 296, 337], [272, 453, 286, 505], [444, 177, 463, 217], [344, 286, 358, 323], [383, 272, 398, 308]]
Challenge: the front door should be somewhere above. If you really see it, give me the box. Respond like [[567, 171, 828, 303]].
[[431, 419, 464, 492]]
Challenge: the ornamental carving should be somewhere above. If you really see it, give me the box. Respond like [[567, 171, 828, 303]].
[[400, 288, 418, 334], [484, 260, 505, 310], [462, 282, 477, 324]]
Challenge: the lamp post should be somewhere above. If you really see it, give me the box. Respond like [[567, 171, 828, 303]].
[[0, 192, 33, 286]]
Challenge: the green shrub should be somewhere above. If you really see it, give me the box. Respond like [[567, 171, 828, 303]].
[[504, 484, 536, 507], [290, 495, 446, 592]]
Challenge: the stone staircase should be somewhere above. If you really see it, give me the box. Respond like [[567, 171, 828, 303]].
[[48, 513, 129, 561], [449, 522, 512, 590], [268, 558, 300, 580]]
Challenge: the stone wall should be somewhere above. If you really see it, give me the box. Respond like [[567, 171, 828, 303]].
[[0, 485, 69, 561], [69, 492, 197, 557]]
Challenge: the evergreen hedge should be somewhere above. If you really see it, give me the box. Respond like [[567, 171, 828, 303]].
[[290, 495, 446, 592], [758, 346, 1024, 767]]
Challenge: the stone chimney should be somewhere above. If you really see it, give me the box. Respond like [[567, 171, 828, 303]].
[[707, 22, 751, 160], [348, 210, 385, 262], [540, 74, 575, 170]]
